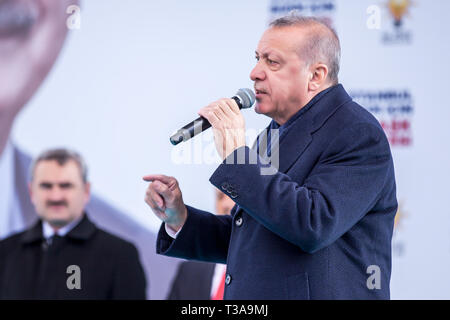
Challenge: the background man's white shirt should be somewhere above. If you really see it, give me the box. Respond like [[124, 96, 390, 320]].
[[210, 263, 226, 298]]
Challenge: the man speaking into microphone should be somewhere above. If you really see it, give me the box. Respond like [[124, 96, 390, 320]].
[[143, 14, 397, 300]]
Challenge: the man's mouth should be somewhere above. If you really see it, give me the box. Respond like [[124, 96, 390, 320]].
[[47, 201, 68, 210], [0, 0, 40, 39], [255, 88, 268, 99]]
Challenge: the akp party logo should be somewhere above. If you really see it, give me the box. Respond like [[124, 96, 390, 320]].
[[367, 0, 415, 44], [384, 0, 415, 44]]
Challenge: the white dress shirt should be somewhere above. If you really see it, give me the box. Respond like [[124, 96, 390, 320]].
[[165, 223, 181, 238], [0, 140, 25, 239], [210, 263, 226, 298]]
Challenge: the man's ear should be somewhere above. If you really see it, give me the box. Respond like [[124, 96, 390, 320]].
[[28, 181, 37, 206], [308, 63, 329, 91]]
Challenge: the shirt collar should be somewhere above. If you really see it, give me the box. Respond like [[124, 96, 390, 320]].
[[21, 213, 96, 244], [42, 214, 84, 239]]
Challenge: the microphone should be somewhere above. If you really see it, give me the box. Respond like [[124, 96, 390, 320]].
[[169, 88, 255, 145]]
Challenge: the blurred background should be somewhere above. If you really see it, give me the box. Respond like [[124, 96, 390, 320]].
[[3, 0, 450, 299]]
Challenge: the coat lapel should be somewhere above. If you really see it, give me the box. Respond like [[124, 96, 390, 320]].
[[66, 214, 97, 241], [231, 85, 352, 216], [253, 84, 353, 174], [20, 220, 44, 245], [277, 122, 313, 174]]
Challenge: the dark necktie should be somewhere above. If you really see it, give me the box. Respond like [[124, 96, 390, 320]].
[[42, 234, 62, 251]]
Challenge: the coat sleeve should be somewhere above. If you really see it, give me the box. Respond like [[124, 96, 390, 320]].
[[156, 205, 232, 264], [210, 122, 395, 254]]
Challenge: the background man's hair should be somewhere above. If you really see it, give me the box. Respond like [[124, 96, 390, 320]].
[[30, 148, 88, 183], [269, 13, 341, 84]]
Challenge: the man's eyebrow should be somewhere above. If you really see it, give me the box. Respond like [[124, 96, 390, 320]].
[[255, 51, 269, 58], [59, 182, 74, 187], [255, 50, 280, 59], [39, 182, 53, 187]]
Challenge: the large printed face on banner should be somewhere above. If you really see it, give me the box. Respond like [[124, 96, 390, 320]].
[[0, 0, 75, 118], [251, 26, 310, 124]]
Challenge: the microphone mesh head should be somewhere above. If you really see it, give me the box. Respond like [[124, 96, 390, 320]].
[[236, 88, 255, 109]]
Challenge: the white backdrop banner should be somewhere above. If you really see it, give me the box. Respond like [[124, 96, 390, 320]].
[[4, 0, 450, 299]]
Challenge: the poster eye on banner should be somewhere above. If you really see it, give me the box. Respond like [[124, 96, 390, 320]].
[[2, 0, 450, 299]]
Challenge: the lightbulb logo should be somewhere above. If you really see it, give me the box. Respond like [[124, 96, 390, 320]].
[[394, 201, 406, 230], [387, 0, 412, 28], [392, 200, 408, 257]]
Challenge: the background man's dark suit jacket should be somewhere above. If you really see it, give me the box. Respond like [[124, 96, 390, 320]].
[[167, 261, 216, 300], [0, 214, 145, 299], [12, 147, 179, 299], [156, 84, 398, 300]]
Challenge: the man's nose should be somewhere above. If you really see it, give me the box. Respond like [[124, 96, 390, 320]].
[[250, 62, 266, 82], [48, 187, 64, 200]]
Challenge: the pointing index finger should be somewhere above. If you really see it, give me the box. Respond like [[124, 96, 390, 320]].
[[142, 174, 172, 183]]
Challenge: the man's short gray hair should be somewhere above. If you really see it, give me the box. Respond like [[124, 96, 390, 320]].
[[30, 148, 88, 183], [269, 14, 341, 84]]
